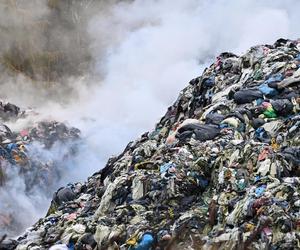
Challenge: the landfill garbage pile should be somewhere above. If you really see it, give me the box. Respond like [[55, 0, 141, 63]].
[[8, 38, 300, 250], [0, 102, 81, 238], [0, 103, 80, 191]]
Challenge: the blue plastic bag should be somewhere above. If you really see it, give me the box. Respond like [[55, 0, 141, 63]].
[[259, 83, 278, 97], [131, 233, 154, 250]]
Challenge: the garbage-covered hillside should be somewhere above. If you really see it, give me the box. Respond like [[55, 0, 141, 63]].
[[1, 38, 297, 250]]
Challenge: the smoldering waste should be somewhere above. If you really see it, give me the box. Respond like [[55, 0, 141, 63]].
[[2, 38, 300, 250]]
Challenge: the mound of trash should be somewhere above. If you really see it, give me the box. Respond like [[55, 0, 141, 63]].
[[0, 102, 80, 238], [0, 102, 80, 190], [5, 38, 300, 250]]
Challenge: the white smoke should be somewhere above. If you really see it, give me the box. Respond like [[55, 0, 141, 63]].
[[66, 0, 300, 168], [1, 0, 300, 237], [0, 165, 49, 236]]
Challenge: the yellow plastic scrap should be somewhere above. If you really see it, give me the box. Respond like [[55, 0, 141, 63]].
[[168, 208, 174, 219], [134, 161, 158, 171], [12, 149, 28, 165], [271, 138, 279, 151], [14, 155, 22, 163], [126, 236, 137, 246], [245, 223, 255, 232], [12, 151, 22, 163], [126, 231, 144, 246]]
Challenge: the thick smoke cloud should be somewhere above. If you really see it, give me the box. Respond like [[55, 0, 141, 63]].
[[72, 0, 300, 166], [0, 0, 300, 237], [0, 165, 49, 236]]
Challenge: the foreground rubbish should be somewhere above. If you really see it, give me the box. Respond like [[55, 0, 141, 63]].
[[7, 38, 300, 249]]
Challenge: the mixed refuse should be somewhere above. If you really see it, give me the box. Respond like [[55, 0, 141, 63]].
[[0, 102, 80, 190], [2, 38, 300, 249], [0, 102, 81, 238]]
